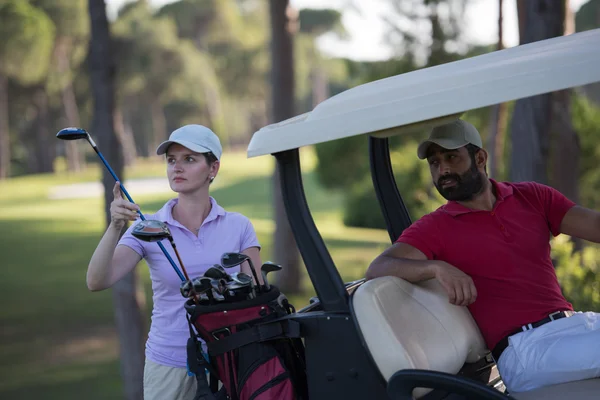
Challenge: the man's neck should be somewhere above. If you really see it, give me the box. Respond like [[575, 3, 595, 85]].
[[456, 178, 496, 211]]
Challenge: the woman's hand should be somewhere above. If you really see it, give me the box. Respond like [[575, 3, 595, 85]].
[[109, 181, 140, 230]]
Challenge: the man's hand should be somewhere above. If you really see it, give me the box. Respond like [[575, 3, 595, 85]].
[[433, 262, 477, 306]]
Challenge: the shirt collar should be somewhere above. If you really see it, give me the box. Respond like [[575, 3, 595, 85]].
[[155, 197, 225, 227], [440, 179, 513, 217]]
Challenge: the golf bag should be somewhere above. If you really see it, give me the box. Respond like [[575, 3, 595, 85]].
[[185, 286, 308, 400]]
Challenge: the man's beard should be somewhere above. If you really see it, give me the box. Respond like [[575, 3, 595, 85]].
[[434, 162, 485, 201]]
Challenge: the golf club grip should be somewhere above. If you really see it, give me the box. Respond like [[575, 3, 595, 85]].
[[92, 146, 186, 282]]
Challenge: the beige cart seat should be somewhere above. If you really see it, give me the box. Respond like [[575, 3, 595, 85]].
[[352, 276, 600, 399]]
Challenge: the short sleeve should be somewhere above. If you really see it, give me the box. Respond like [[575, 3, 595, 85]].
[[117, 217, 146, 257], [240, 217, 261, 251], [531, 183, 576, 236], [395, 213, 442, 260]]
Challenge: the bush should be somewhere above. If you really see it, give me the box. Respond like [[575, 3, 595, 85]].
[[342, 142, 445, 230], [552, 236, 600, 312]]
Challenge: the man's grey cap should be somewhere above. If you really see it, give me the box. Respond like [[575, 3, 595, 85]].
[[156, 124, 223, 160], [417, 119, 483, 160]]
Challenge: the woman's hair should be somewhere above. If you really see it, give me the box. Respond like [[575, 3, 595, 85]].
[[203, 152, 218, 165]]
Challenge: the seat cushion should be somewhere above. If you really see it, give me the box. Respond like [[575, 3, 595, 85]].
[[352, 276, 488, 397], [512, 378, 600, 400]]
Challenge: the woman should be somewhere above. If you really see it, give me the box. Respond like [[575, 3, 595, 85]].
[[87, 124, 262, 400]]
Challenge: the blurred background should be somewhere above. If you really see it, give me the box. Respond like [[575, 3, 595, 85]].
[[0, 0, 599, 399]]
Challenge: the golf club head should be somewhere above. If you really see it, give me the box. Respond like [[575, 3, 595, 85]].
[[192, 277, 213, 292], [221, 252, 249, 268], [56, 127, 90, 141], [132, 220, 172, 242], [230, 272, 253, 285], [204, 265, 230, 280], [180, 280, 193, 298], [261, 262, 282, 274]]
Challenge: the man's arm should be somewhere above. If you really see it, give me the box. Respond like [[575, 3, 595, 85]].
[[366, 242, 438, 282], [366, 242, 477, 306], [560, 205, 600, 243]]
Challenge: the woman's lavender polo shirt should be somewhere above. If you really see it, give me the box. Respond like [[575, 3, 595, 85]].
[[118, 197, 260, 368]]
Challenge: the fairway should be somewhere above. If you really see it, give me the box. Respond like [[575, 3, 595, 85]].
[[0, 148, 390, 399]]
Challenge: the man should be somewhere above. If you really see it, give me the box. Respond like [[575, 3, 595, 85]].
[[365, 119, 600, 393]]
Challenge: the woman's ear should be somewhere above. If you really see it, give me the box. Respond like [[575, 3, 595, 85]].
[[210, 160, 220, 178]]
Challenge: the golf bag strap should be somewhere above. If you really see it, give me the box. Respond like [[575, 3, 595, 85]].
[[187, 316, 220, 379], [187, 336, 217, 400], [208, 319, 301, 356]]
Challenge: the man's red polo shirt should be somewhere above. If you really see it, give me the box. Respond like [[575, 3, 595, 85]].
[[396, 179, 576, 350]]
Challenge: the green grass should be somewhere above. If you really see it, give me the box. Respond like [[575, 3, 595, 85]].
[[0, 148, 390, 399]]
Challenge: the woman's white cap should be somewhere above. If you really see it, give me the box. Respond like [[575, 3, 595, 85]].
[[156, 124, 222, 160]]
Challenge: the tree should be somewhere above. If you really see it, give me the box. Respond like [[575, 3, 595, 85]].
[[509, 0, 569, 184], [487, 0, 508, 179], [31, 0, 90, 172], [268, 0, 302, 293], [0, 1, 54, 179], [297, 9, 347, 107], [88, 1, 146, 399], [383, 0, 469, 66]]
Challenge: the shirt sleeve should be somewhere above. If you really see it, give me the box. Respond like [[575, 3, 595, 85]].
[[531, 183, 576, 236], [394, 213, 442, 260], [117, 217, 147, 258], [240, 217, 261, 251]]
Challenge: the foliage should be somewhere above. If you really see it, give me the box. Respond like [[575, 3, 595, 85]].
[[575, 0, 599, 32], [573, 92, 600, 210], [0, 0, 55, 84], [298, 9, 347, 38], [552, 236, 600, 312]]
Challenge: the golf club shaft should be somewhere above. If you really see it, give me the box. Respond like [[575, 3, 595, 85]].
[[246, 259, 261, 293], [169, 240, 191, 281], [87, 137, 186, 282]]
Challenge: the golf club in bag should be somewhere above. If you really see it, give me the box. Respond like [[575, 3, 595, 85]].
[[184, 281, 308, 400]]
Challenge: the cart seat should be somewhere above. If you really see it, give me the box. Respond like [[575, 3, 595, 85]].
[[352, 276, 489, 398], [352, 276, 600, 399]]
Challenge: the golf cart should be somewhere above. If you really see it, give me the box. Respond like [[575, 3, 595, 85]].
[[246, 28, 600, 399]]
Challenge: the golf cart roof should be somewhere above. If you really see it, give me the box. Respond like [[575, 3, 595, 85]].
[[248, 28, 600, 158]]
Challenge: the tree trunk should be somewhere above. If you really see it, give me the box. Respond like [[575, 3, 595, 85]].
[[88, 1, 146, 399], [509, 0, 565, 184], [488, 0, 507, 179], [549, 1, 582, 251], [0, 73, 10, 179], [114, 108, 137, 167], [56, 37, 84, 172], [149, 100, 166, 157], [269, 0, 301, 294], [33, 88, 55, 174]]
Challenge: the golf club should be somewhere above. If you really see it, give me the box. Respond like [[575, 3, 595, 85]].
[[221, 252, 261, 294], [132, 220, 191, 282], [260, 261, 282, 292], [57, 127, 186, 282], [229, 272, 255, 299], [204, 265, 231, 281]]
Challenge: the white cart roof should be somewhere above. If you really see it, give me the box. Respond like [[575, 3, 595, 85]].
[[247, 29, 600, 158]]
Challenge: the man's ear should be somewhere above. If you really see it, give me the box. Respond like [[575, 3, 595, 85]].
[[476, 148, 488, 169]]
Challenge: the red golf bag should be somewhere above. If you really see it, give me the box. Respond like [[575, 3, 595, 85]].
[[185, 286, 308, 400]]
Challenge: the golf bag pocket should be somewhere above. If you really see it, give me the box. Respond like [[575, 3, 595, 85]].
[[236, 342, 295, 400], [185, 287, 307, 400]]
